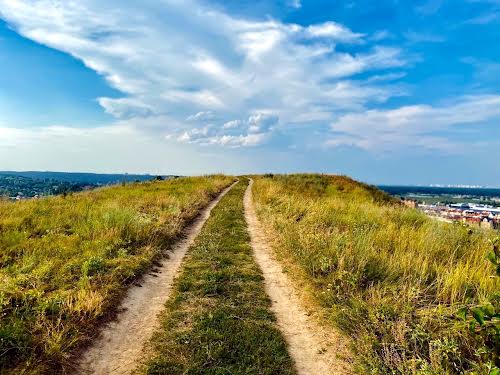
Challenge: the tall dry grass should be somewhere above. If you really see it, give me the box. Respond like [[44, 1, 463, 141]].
[[0, 175, 233, 374], [253, 174, 498, 374]]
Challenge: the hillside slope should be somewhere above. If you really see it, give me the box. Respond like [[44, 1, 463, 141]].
[[252, 174, 499, 374]]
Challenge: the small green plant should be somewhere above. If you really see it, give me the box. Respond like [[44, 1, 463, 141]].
[[457, 237, 500, 374], [488, 237, 500, 277], [81, 256, 106, 277]]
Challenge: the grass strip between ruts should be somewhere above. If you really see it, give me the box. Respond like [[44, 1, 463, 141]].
[[142, 179, 296, 375]]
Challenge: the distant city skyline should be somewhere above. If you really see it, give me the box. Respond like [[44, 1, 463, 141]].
[[1, 1, 499, 185]]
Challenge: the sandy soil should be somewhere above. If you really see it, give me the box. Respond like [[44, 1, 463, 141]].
[[75, 182, 236, 375], [244, 179, 352, 375]]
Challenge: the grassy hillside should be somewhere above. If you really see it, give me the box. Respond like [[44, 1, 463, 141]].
[[252, 174, 499, 374], [0, 175, 233, 374], [142, 180, 295, 375]]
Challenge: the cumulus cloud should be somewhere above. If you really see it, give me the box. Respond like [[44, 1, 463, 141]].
[[248, 113, 279, 133], [173, 112, 278, 147], [187, 132, 270, 148], [177, 129, 206, 144], [0, 0, 409, 148]]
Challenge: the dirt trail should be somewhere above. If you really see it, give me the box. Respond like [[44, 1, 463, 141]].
[[76, 182, 237, 375], [244, 179, 352, 375]]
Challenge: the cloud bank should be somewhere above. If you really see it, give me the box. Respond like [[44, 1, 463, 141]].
[[0, 0, 499, 172], [0, 0, 407, 148]]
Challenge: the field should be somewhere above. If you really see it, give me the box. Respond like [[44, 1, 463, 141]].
[[142, 179, 295, 374], [252, 174, 499, 374], [1, 173, 498, 375], [0, 175, 233, 374]]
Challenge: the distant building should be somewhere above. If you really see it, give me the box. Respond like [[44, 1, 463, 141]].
[[465, 217, 481, 227], [417, 200, 499, 231]]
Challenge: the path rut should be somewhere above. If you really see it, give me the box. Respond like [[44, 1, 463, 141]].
[[76, 182, 236, 375], [244, 179, 352, 375]]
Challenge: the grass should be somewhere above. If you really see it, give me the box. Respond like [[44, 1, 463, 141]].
[[142, 179, 296, 375], [0, 175, 233, 374], [252, 174, 499, 374]]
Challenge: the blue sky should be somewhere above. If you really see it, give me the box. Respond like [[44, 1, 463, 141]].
[[0, 0, 499, 185]]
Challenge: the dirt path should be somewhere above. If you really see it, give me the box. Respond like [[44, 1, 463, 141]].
[[244, 179, 352, 375], [76, 182, 237, 375]]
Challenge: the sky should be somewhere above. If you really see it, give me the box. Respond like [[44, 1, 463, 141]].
[[0, 0, 499, 186]]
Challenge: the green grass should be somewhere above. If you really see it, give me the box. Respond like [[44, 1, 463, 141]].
[[142, 179, 296, 375], [0, 175, 233, 374], [252, 174, 499, 374]]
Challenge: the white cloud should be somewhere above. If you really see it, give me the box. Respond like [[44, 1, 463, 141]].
[[222, 120, 242, 129], [328, 95, 500, 151], [161, 89, 225, 109], [319, 47, 406, 80], [0, 0, 410, 149], [248, 113, 279, 133], [98, 97, 155, 119], [194, 132, 270, 148], [177, 125, 212, 143], [173, 112, 278, 147], [305, 21, 364, 41]]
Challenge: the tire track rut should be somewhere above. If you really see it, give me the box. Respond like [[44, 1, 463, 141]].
[[244, 178, 352, 375]]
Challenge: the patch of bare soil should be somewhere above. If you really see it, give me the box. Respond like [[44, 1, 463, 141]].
[[75, 182, 236, 375], [244, 179, 352, 375]]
